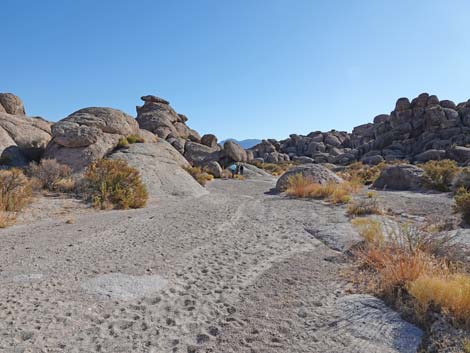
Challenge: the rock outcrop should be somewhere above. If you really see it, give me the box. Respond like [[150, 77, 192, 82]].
[[0, 93, 52, 165], [276, 164, 343, 191], [136, 95, 250, 167], [109, 141, 208, 198], [44, 107, 139, 171], [251, 93, 470, 165], [0, 93, 26, 115], [372, 164, 425, 191]]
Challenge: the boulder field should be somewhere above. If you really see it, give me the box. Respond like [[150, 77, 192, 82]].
[[5, 91, 470, 188], [250, 92, 470, 166]]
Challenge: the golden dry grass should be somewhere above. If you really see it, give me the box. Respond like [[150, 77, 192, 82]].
[[0, 168, 32, 212], [286, 173, 360, 204], [184, 166, 214, 186], [351, 217, 384, 244], [408, 274, 470, 325], [84, 159, 148, 210]]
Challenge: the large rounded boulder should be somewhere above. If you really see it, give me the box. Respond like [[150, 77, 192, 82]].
[[276, 164, 343, 191], [223, 140, 247, 162], [44, 107, 139, 171], [109, 140, 208, 198], [372, 164, 424, 191]]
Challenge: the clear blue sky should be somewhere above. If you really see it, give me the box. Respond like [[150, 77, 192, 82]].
[[1, 0, 470, 140]]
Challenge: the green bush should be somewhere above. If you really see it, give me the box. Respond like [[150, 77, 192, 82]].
[[421, 159, 459, 192], [83, 159, 148, 209], [126, 135, 145, 144]]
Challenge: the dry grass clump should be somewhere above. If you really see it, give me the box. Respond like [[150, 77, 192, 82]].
[[126, 134, 145, 144], [250, 161, 296, 176], [0, 168, 32, 227], [83, 159, 148, 210], [340, 161, 386, 185], [347, 196, 382, 217], [351, 217, 384, 244], [117, 134, 146, 148], [354, 219, 470, 328], [27, 159, 74, 192], [286, 173, 360, 204], [184, 166, 214, 186], [0, 168, 32, 212], [421, 159, 459, 192], [408, 274, 470, 325]]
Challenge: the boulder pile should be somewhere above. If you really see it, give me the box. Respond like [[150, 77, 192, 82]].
[[0, 93, 52, 166], [44, 107, 142, 171], [135, 95, 249, 170], [251, 93, 470, 165]]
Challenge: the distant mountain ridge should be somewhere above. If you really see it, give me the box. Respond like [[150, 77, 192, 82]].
[[221, 138, 261, 149]]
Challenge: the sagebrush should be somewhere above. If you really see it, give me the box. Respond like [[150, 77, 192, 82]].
[[84, 159, 148, 209], [28, 159, 73, 192]]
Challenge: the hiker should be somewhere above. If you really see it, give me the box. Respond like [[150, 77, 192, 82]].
[[228, 163, 237, 177], [239, 164, 244, 175]]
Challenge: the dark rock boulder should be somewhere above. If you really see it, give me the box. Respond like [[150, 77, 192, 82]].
[[372, 164, 424, 191]]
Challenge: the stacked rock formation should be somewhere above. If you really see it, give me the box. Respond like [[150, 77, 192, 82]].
[[135, 95, 249, 168], [250, 93, 470, 165], [0, 93, 52, 166]]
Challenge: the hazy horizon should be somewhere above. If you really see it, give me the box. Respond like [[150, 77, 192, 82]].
[[2, 0, 470, 141]]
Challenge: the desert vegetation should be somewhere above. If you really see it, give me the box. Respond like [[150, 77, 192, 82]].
[[27, 159, 74, 192], [352, 218, 470, 330], [0, 168, 32, 227], [421, 159, 459, 192], [83, 159, 148, 209], [184, 166, 214, 186], [286, 173, 361, 204], [117, 134, 146, 148]]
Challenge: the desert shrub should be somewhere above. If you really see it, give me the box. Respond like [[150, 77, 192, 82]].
[[286, 173, 358, 204], [0, 168, 32, 212], [347, 196, 382, 216], [184, 166, 213, 186], [454, 187, 470, 223], [27, 159, 73, 192], [117, 138, 129, 148], [126, 134, 145, 144], [351, 217, 384, 244], [352, 214, 470, 330], [408, 274, 470, 325], [83, 159, 148, 209], [341, 161, 386, 185], [421, 159, 459, 192]]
